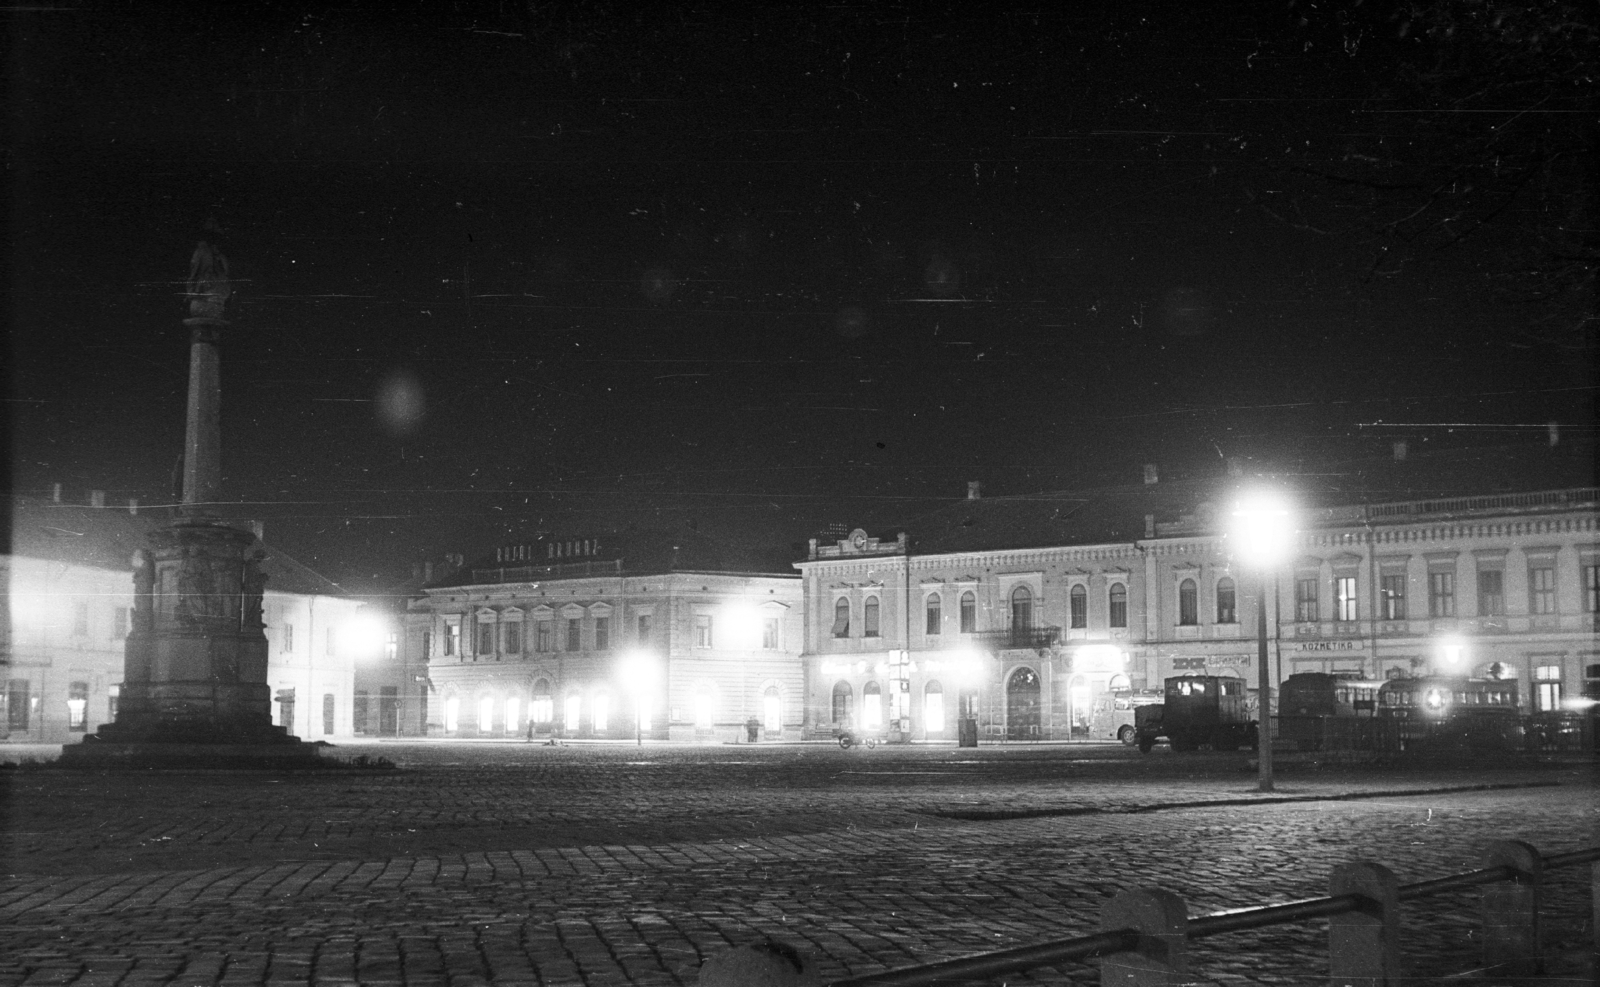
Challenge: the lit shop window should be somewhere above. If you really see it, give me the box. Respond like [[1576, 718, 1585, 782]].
[[862, 681, 883, 730], [564, 694, 581, 732], [592, 694, 610, 732], [506, 697, 520, 734], [695, 691, 715, 730], [478, 696, 494, 733], [763, 688, 781, 733], [637, 694, 653, 732], [923, 681, 945, 734], [444, 696, 460, 732], [532, 684, 553, 726]]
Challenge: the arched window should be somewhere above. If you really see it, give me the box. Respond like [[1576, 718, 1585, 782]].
[[923, 680, 945, 734], [1011, 585, 1033, 630], [1216, 578, 1237, 624], [864, 596, 880, 637], [830, 680, 854, 725], [832, 598, 850, 638], [1179, 579, 1199, 625], [477, 695, 495, 734], [959, 591, 976, 633], [862, 681, 883, 730], [1109, 583, 1128, 628], [1069, 585, 1087, 629], [925, 594, 942, 635], [531, 678, 553, 725]]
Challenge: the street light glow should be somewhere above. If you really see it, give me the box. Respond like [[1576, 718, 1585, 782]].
[[342, 610, 390, 660], [1229, 489, 1297, 568]]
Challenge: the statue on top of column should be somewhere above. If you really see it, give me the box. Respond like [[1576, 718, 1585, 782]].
[[186, 240, 231, 322]]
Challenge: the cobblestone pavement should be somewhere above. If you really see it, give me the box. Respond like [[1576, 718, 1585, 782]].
[[3, 741, 1596, 986]]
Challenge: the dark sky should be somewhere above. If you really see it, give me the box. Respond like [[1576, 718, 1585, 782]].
[[8, 2, 1594, 583]]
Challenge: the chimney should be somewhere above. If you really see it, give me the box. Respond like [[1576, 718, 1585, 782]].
[[1392, 440, 1408, 462], [1548, 421, 1560, 447], [1144, 514, 1156, 538], [128, 498, 139, 515], [89, 490, 106, 508], [249, 520, 265, 541], [1225, 457, 1243, 478], [808, 537, 818, 559], [1143, 464, 1159, 485], [52, 482, 62, 503], [967, 481, 981, 500]]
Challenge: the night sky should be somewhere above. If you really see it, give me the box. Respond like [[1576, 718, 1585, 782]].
[[9, 2, 1595, 584]]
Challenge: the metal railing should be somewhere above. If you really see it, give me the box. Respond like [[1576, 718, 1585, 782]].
[[972, 625, 1061, 651], [779, 842, 1600, 986]]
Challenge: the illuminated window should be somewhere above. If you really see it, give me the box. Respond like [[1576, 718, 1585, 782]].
[[1178, 580, 1198, 626], [1529, 567, 1556, 615], [532, 680, 553, 725], [592, 694, 610, 732], [444, 696, 460, 732], [1381, 575, 1406, 620], [478, 696, 495, 733], [504, 623, 521, 654], [594, 617, 610, 651], [1070, 585, 1087, 629], [925, 594, 942, 635], [864, 596, 880, 637], [960, 591, 976, 633], [923, 680, 945, 734], [564, 694, 580, 731], [763, 687, 781, 733], [1534, 665, 1561, 711], [695, 614, 713, 648], [695, 690, 715, 730], [1429, 572, 1456, 618], [1477, 570, 1504, 616], [862, 681, 883, 730], [108, 683, 120, 720], [1109, 584, 1127, 629], [1335, 576, 1357, 622], [1295, 578, 1319, 622], [1216, 579, 1236, 624], [67, 681, 89, 732], [505, 697, 520, 734], [762, 617, 780, 650], [832, 598, 850, 638]]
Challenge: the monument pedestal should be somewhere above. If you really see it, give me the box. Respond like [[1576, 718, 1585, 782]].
[[60, 518, 325, 770]]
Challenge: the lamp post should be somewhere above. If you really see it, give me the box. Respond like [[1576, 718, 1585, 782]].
[[1230, 489, 1295, 793], [619, 650, 657, 747]]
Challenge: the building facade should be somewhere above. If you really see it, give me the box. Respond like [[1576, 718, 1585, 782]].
[[3, 494, 368, 745], [409, 533, 804, 742], [798, 457, 1600, 742]]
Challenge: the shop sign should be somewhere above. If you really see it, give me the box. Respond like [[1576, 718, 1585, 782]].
[[1172, 655, 1251, 671], [1293, 641, 1361, 652]]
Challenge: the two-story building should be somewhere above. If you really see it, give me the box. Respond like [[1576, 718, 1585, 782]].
[[4, 491, 369, 745], [409, 529, 803, 742], [798, 442, 1600, 741]]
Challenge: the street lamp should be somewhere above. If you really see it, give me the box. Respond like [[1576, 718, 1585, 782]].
[[1230, 488, 1296, 792], [618, 649, 658, 747]]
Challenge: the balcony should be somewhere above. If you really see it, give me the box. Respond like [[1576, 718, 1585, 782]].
[[974, 624, 1061, 651]]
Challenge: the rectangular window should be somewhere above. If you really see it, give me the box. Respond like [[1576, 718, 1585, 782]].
[[925, 597, 941, 635], [762, 617, 780, 650], [1178, 582, 1198, 626], [695, 614, 713, 648], [566, 618, 582, 651], [864, 598, 880, 637], [385, 631, 398, 662], [1429, 572, 1456, 618], [637, 613, 652, 644], [1529, 567, 1556, 615], [595, 616, 610, 651], [478, 623, 495, 655], [73, 602, 89, 637], [283, 622, 295, 653], [421, 631, 432, 660], [504, 623, 521, 654], [960, 593, 976, 633], [505, 697, 520, 735], [1070, 589, 1088, 629], [1586, 564, 1600, 612], [1380, 575, 1406, 620], [1335, 576, 1357, 622], [564, 694, 580, 731], [1477, 570, 1504, 616], [1215, 583, 1236, 625], [67, 681, 89, 732], [1535, 665, 1562, 712], [445, 623, 459, 656], [1109, 585, 1127, 629], [536, 621, 552, 652], [6, 680, 31, 731], [444, 696, 460, 732], [1295, 578, 1319, 622], [114, 607, 130, 639]]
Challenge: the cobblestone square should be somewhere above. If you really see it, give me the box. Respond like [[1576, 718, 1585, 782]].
[[3, 742, 1595, 985]]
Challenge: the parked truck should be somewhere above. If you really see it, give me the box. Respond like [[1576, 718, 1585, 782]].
[[1136, 674, 1259, 753]]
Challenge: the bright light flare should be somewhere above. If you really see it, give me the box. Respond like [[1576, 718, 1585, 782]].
[[723, 602, 763, 650], [1229, 489, 1296, 569], [618, 649, 659, 686], [343, 611, 390, 658]]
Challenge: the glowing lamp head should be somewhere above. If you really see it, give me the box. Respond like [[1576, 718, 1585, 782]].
[[343, 611, 390, 658], [618, 649, 659, 686], [1229, 489, 1296, 569]]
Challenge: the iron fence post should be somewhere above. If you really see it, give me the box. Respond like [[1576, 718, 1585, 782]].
[[1327, 861, 1400, 986], [1482, 840, 1542, 975], [1101, 888, 1188, 985]]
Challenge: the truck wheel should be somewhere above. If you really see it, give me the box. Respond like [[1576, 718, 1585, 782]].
[[1138, 736, 1154, 753], [1118, 725, 1136, 745]]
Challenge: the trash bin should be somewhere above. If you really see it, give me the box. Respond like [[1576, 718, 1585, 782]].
[[958, 717, 978, 748], [746, 718, 761, 743]]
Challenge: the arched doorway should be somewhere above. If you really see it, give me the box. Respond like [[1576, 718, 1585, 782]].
[[763, 686, 782, 734], [1006, 667, 1041, 739], [923, 680, 945, 736], [830, 681, 854, 728], [863, 681, 883, 730]]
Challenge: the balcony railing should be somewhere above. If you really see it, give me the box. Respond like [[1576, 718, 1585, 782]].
[[973, 624, 1061, 650]]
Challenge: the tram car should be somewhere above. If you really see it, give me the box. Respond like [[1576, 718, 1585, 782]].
[[1277, 672, 1380, 751], [1376, 675, 1523, 751]]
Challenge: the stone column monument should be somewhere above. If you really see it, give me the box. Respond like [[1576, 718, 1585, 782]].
[[63, 242, 322, 768]]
